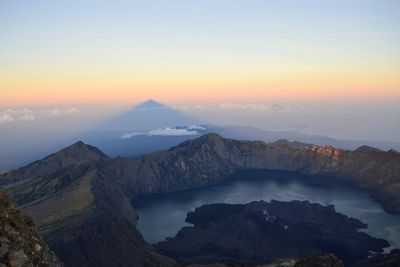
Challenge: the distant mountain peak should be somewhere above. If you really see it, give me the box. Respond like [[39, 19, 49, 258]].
[[40, 140, 109, 168], [1, 141, 108, 184], [355, 145, 382, 153], [201, 132, 224, 141], [69, 140, 86, 148], [186, 132, 224, 144], [134, 99, 165, 109], [175, 133, 224, 149], [61, 140, 108, 157]]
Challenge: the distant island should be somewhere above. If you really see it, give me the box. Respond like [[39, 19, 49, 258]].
[[156, 200, 388, 265]]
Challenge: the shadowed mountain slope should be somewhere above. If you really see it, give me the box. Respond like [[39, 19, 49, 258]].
[[75, 99, 206, 160]]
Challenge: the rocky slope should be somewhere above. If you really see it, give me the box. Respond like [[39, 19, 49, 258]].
[[175, 253, 343, 267], [1, 142, 174, 267], [0, 189, 61, 267], [174, 252, 400, 267], [0, 141, 108, 185], [1, 133, 400, 266], [352, 249, 400, 267], [155, 200, 388, 265], [295, 254, 344, 267]]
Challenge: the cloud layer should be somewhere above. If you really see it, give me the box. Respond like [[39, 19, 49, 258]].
[[148, 127, 199, 136], [0, 107, 81, 124], [174, 103, 311, 112], [0, 114, 14, 123], [121, 125, 206, 139]]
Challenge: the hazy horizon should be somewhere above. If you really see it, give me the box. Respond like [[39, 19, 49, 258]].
[[1, 99, 400, 141], [1, 1, 399, 169]]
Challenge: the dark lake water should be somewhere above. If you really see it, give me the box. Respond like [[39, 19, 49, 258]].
[[133, 170, 400, 249]]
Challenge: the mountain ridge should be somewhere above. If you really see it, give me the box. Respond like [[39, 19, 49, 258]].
[[0, 140, 109, 185], [1, 133, 400, 266], [108, 133, 400, 210]]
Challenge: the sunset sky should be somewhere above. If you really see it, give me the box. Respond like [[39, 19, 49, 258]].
[[1, 0, 400, 106]]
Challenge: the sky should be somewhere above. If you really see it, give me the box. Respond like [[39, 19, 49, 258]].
[[1, 0, 400, 106]]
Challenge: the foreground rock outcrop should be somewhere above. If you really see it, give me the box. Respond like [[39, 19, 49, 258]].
[[1, 133, 399, 266], [155, 201, 388, 265], [0, 189, 61, 267]]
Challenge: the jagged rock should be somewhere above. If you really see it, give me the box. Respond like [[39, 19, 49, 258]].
[[33, 243, 41, 252], [294, 253, 343, 267], [0, 246, 8, 258], [0, 189, 61, 267], [352, 249, 400, 267], [7, 250, 28, 267]]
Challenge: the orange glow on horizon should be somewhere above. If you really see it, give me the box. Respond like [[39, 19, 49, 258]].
[[1, 64, 400, 106]]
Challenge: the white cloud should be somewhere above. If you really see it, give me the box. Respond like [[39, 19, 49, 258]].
[[50, 108, 61, 116], [0, 114, 14, 124], [19, 114, 35, 121], [65, 107, 80, 114], [174, 103, 302, 112], [121, 126, 203, 139], [187, 124, 206, 130], [174, 104, 205, 110], [216, 102, 315, 113], [22, 108, 33, 114], [0, 106, 81, 124], [44, 107, 81, 117], [218, 102, 287, 111], [148, 127, 199, 136], [121, 132, 145, 139]]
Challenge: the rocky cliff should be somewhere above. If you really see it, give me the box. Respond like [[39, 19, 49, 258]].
[[105, 133, 400, 212], [0, 189, 61, 267]]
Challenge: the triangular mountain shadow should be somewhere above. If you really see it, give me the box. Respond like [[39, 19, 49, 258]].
[[92, 99, 204, 132], [76, 99, 209, 159], [134, 99, 164, 109]]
